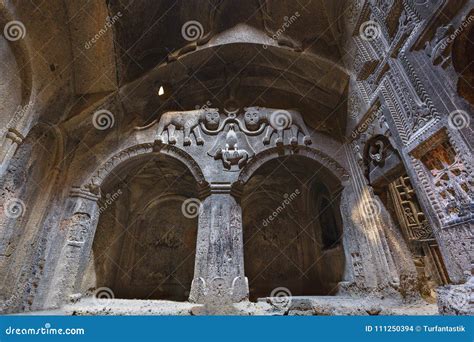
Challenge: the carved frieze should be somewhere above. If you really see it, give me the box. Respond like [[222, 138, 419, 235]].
[[243, 107, 312, 146], [353, 37, 381, 81], [149, 107, 314, 172], [348, 1, 441, 147], [390, 10, 416, 57]]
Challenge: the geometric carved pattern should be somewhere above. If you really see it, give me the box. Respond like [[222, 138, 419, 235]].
[[420, 141, 472, 220], [388, 174, 450, 288], [389, 175, 433, 241]]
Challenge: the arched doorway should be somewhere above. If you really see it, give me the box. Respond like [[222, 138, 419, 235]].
[[241, 155, 345, 301], [87, 154, 200, 301]]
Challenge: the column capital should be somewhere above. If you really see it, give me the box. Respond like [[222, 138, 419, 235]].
[[69, 186, 101, 202], [206, 182, 244, 200], [6, 128, 24, 145], [209, 182, 232, 194]]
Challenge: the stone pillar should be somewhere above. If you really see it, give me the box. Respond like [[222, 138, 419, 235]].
[[45, 187, 100, 308], [189, 184, 248, 303], [339, 145, 400, 294]]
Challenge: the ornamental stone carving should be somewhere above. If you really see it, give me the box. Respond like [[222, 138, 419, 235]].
[[155, 108, 220, 146], [143, 106, 320, 175], [243, 107, 312, 146], [424, 25, 452, 67], [209, 124, 253, 171]]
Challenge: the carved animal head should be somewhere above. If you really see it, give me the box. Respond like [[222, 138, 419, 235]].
[[243, 107, 262, 130], [204, 108, 220, 129], [368, 140, 384, 163], [225, 124, 238, 149]]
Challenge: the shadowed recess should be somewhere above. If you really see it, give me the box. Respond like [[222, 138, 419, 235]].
[[241, 156, 344, 301]]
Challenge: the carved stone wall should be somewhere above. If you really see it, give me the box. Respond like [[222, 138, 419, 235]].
[[345, 0, 472, 286]]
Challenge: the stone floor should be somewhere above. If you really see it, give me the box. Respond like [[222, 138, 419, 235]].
[[22, 297, 439, 316]]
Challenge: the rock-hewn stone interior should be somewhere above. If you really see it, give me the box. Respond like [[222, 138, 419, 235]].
[[89, 156, 198, 301], [242, 156, 344, 301]]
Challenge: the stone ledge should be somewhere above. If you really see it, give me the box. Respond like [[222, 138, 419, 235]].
[[16, 297, 438, 316]]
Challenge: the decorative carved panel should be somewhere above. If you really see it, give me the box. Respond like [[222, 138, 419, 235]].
[[388, 174, 450, 287], [419, 140, 472, 221], [389, 175, 432, 241], [145, 106, 315, 172]]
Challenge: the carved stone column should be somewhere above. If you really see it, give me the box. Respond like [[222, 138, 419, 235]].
[[339, 145, 400, 294], [189, 184, 248, 303], [45, 187, 100, 308]]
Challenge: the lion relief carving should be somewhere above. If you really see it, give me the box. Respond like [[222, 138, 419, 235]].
[[243, 107, 312, 146], [156, 108, 220, 145]]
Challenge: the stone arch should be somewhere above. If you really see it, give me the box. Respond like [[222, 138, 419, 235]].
[[237, 148, 347, 300], [90, 174, 200, 302], [82, 143, 209, 197], [0, 7, 33, 107], [0, 7, 33, 161], [46, 142, 209, 306], [80, 143, 206, 301], [234, 145, 348, 193]]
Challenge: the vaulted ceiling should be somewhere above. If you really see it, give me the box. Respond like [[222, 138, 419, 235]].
[[1, 0, 351, 137], [108, 0, 346, 83], [109, 0, 350, 134]]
